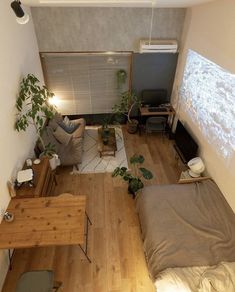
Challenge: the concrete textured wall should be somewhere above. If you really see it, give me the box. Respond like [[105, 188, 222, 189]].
[[31, 7, 186, 52]]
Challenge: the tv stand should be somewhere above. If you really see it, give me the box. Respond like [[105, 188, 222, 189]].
[[173, 144, 187, 165]]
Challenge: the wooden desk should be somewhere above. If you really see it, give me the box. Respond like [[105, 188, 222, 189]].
[[140, 106, 175, 116], [139, 106, 175, 134], [0, 194, 92, 266]]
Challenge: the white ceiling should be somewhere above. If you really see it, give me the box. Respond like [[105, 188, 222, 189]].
[[22, 0, 216, 8]]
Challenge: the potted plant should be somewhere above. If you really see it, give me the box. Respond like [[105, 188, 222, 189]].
[[116, 69, 127, 90], [100, 116, 111, 145], [15, 74, 56, 161], [112, 154, 153, 198], [112, 91, 141, 134]]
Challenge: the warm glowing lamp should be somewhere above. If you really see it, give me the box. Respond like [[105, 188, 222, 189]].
[[48, 95, 59, 106]]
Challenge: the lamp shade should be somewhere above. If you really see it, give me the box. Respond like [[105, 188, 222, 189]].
[[16, 13, 29, 24]]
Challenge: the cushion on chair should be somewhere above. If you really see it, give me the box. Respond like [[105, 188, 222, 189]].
[[58, 116, 80, 134], [16, 270, 54, 292], [72, 118, 86, 138], [53, 126, 72, 145]]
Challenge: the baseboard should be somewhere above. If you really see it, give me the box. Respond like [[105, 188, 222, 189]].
[[0, 250, 9, 291]]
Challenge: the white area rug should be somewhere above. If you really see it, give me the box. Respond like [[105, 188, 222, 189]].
[[72, 126, 128, 174]]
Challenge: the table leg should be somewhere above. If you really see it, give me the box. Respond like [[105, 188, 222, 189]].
[[8, 249, 15, 271], [85, 211, 92, 226], [79, 211, 92, 263], [79, 244, 92, 263]]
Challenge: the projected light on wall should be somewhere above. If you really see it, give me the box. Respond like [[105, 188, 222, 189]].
[[180, 50, 235, 160]]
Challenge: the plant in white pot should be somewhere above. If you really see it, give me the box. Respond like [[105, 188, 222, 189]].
[[15, 74, 58, 168], [113, 91, 141, 134]]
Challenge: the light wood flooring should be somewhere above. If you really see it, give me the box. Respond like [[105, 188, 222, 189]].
[[3, 127, 182, 292]]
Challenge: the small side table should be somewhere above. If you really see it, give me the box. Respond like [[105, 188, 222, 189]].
[[178, 170, 210, 184], [97, 127, 117, 157]]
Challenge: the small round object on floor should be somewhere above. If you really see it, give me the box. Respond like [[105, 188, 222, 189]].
[[4, 212, 14, 223]]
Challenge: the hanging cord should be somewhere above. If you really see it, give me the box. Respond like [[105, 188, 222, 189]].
[[148, 0, 156, 45]]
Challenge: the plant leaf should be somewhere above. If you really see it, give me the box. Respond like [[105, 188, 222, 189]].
[[139, 167, 153, 180], [130, 154, 144, 164]]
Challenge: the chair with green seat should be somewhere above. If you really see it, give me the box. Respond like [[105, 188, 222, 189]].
[[15, 270, 62, 292]]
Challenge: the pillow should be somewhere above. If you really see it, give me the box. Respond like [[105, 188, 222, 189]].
[[54, 112, 63, 123], [58, 116, 80, 134], [53, 126, 72, 145], [48, 118, 58, 131]]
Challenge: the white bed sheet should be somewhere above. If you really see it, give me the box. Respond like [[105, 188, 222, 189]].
[[155, 262, 235, 292]]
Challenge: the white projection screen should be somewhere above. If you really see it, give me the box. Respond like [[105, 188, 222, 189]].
[[180, 50, 235, 161]]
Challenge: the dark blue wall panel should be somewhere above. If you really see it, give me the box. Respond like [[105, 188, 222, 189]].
[[131, 53, 178, 100]]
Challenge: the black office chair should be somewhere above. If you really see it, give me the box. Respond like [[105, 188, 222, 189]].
[[15, 270, 62, 292], [145, 116, 167, 137]]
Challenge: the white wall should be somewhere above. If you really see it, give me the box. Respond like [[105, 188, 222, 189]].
[[173, 0, 235, 210], [0, 1, 43, 289]]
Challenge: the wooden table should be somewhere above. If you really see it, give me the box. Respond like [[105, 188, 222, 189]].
[[97, 127, 117, 157], [0, 194, 92, 268]]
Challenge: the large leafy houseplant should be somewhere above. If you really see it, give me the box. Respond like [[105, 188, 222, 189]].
[[15, 74, 56, 156], [112, 154, 153, 198], [112, 91, 141, 134]]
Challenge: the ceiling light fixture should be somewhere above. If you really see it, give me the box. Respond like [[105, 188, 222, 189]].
[[11, 0, 29, 24]]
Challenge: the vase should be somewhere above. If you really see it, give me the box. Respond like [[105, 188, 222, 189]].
[[127, 119, 139, 134]]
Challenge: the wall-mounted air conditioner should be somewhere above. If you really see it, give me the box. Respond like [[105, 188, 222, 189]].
[[139, 39, 178, 53]]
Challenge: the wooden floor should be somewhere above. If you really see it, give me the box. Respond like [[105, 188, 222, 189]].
[[3, 127, 182, 292]]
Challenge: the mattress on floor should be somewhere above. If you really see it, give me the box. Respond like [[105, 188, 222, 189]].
[[136, 180, 235, 281]]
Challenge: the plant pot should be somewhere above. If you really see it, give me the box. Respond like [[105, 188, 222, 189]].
[[102, 137, 109, 145], [127, 119, 139, 134], [49, 154, 60, 170], [114, 114, 126, 124], [128, 185, 136, 199]]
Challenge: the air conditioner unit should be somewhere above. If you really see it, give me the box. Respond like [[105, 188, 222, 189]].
[[139, 39, 178, 53]]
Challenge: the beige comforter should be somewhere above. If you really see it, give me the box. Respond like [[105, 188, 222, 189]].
[[155, 261, 235, 292], [136, 180, 235, 281]]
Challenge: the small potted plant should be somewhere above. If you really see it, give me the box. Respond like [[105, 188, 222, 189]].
[[112, 154, 153, 198], [101, 116, 111, 145], [116, 69, 127, 90], [15, 74, 57, 166], [113, 91, 141, 134]]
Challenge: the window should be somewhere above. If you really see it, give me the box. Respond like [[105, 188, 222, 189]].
[[41, 52, 131, 115]]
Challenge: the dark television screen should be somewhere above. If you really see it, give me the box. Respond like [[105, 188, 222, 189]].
[[175, 120, 198, 162], [141, 89, 168, 107]]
